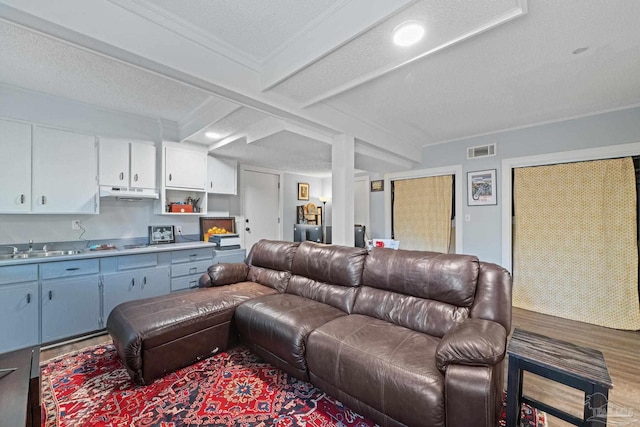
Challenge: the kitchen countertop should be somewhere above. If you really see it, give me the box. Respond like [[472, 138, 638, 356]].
[[0, 241, 221, 267]]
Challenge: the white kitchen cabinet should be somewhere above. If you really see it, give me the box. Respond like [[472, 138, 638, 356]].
[[32, 126, 98, 213], [0, 265, 39, 353], [165, 146, 206, 189], [99, 139, 129, 186], [207, 156, 237, 194], [100, 139, 156, 189], [0, 119, 32, 213], [130, 142, 156, 189]]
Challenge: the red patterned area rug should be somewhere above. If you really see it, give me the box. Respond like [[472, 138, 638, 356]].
[[41, 344, 546, 426]]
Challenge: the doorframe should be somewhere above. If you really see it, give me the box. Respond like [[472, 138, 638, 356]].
[[354, 175, 370, 232], [383, 165, 463, 253], [501, 141, 640, 272], [240, 164, 285, 247]]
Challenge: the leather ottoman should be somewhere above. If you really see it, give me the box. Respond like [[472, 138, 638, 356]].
[[107, 282, 277, 385]]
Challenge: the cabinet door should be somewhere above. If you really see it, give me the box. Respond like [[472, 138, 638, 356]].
[[99, 138, 129, 187], [165, 146, 206, 189], [0, 282, 39, 353], [41, 276, 100, 342], [130, 142, 156, 189], [139, 266, 170, 299], [102, 271, 138, 321], [0, 120, 32, 213], [207, 156, 237, 194], [32, 127, 98, 213]]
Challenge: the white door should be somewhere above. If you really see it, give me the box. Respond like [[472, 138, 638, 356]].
[[242, 168, 281, 253], [165, 146, 206, 189], [354, 176, 370, 230]]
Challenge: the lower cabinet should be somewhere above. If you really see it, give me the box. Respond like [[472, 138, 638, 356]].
[[102, 266, 170, 320], [170, 248, 214, 291], [40, 259, 101, 343], [0, 265, 39, 353], [41, 275, 101, 343]]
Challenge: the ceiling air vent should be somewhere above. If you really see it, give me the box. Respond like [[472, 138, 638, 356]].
[[467, 143, 496, 159]]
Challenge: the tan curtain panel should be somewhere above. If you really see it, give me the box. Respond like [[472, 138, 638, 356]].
[[393, 175, 452, 253], [513, 157, 640, 330]]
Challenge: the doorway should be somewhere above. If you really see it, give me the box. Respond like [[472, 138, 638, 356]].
[[241, 166, 283, 253]]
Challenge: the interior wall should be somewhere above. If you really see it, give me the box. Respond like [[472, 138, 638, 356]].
[[282, 174, 328, 241], [415, 106, 640, 265]]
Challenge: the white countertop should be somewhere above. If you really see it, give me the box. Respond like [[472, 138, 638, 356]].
[[0, 241, 222, 267]]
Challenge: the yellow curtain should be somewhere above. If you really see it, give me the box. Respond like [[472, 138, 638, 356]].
[[393, 175, 452, 253], [513, 157, 640, 330]]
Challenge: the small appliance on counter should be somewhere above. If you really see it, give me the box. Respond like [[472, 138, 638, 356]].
[[209, 233, 241, 249]]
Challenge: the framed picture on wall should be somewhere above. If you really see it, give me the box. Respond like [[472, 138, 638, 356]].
[[298, 182, 309, 200], [467, 169, 497, 206], [148, 225, 175, 244], [370, 180, 384, 192]]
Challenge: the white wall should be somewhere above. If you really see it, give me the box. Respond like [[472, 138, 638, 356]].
[[282, 173, 329, 241], [414, 106, 640, 265]]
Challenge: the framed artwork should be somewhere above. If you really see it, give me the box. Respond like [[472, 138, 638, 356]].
[[370, 180, 384, 192], [148, 225, 175, 244], [467, 169, 497, 206], [298, 182, 309, 200]]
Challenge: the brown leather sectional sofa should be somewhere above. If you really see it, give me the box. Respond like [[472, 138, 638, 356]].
[[107, 239, 512, 427]]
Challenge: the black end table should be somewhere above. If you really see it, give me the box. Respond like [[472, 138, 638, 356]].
[[506, 328, 612, 427], [0, 346, 40, 427]]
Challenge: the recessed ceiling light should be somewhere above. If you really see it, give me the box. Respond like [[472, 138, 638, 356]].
[[392, 20, 425, 47], [205, 131, 221, 139]]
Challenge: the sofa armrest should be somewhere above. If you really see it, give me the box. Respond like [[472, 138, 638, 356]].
[[435, 318, 506, 373], [199, 263, 249, 288]]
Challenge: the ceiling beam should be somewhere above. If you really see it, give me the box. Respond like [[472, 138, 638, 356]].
[[178, 97, 241, 142]]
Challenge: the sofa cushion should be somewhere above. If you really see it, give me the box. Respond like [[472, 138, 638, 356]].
[[306, 314, 445, 427], [245, 240, 299, 292], [362, 248, 479, 307], [353, 286, 469, 338], [286, 241, 367, 312], [235, 293, 347, 380]]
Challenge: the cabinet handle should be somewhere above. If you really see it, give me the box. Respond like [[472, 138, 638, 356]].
[[169, 173, 172, 181], [210, 181, 213, 189], [48, 290, 53, 300], [189, 254, 197, 260], [20, 194, 25, 204], [130, 278, 135, 288], [189, 267, 197, 274], [189, 280, 198, 289], [41, 195, 46, 205], [26, 293, 31, 304], [134, 174, 139, 182], [142, 276, 147, 288], [119, 172, 124, 181], [66, 267, 80, 271]]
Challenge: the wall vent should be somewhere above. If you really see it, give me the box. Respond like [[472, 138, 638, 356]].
[[467, 143, 496, 159]]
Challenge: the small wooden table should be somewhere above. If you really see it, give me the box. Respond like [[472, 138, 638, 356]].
[[0, 346, 40, 427], [506, 328, 613, 427]]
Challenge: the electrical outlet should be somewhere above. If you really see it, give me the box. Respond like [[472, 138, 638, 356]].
[[176, 226, 183, 234], [72, 220, 81, 230]]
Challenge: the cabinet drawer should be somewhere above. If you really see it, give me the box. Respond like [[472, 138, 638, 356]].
[[171, 248, 213, 264], [118, 254, 158, 270], [171, 275, 201, 292], [214, 250, 246, 264], [41, 259, 99, 280], [0, 264, 38, 285], [171, 259, 212, 278]]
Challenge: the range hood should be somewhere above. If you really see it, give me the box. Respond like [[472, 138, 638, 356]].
[[99, 186, 159, 200]]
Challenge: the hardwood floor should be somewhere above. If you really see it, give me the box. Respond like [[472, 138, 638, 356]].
[[40, 308, 640, 427]]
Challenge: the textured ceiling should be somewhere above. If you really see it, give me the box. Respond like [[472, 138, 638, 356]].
[[1, 0, 640, 175], [145, 0, 346, 62], [0, 20, 210, 122]]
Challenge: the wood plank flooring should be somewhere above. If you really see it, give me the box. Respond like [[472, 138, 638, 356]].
[[41, 307, 640, 427]]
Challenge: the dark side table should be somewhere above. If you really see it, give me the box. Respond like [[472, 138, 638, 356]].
[[0, 346, 40, 427], [506, 328, 612, 427]]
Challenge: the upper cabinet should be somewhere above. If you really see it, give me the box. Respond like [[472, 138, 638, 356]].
[[165, 146, 206, 190], [32, 127, 98, 213], [100, 139, 157, 190], [0, 119, 32, 213], [207, 156, 237, 195]]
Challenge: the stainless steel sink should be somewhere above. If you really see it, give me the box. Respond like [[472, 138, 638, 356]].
[[8, 250, 83, 259]]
